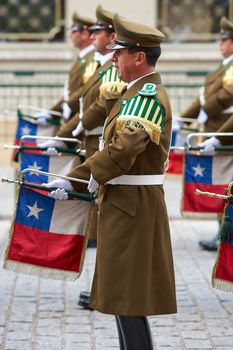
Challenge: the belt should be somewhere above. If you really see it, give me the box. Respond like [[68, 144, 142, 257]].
[[85, 126, 103, 136], [223, 106, 233, 114], [106, 174, 164, 185]]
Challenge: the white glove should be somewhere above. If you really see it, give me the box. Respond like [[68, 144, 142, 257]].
[[42, 147, 59, 156], [88, 174, 99, 193], [172, 120, 182, 132], [49, 188, 68, 200], [197, 109, 208, 124], [42, 178, 74, 191], [72, 122, 84, 137], [199, 137, 221, 155], [62, 102, 72, 120], [34, 111, 53, 125], [38, 139, 66, 150]]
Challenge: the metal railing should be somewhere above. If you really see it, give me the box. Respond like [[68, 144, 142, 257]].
[[0, 69, 207, 142]]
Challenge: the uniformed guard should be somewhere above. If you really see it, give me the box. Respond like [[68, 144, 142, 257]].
[[43, 13, 177, 349], [182, 17, 233, 251], [181, 17, 233, 133], [34, 12, 95, 124]]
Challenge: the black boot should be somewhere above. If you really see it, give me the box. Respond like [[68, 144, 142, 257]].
[[199, 233, 219, 251], [116, 315, 154, 350], [115, 316, 125, 350], [78, 291, 93, 310]]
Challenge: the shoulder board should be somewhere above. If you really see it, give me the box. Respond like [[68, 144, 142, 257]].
[[99, 65, 126, 94], [80, 58, 86, 65], [138, 83, 157, 96], [82, 60, 99, 84], [117, 94, 165, 145], [223, 66, 233, 87]]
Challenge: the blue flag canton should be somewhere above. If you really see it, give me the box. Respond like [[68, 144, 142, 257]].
[[185, 154, 212, 184], [15, 187, 55, 232], [226, 205, 233, 227], [20, 153, 49, 183], [16, 119, 37, 141]]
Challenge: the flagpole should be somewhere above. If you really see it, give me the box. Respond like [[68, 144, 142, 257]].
[[20, 168, 89, 184], [195, 189, 233, 201], [18, 104, 62, 117], [20, 135, 82, 146], [2, 176, 95, 202], [187, 132, 233, 147]]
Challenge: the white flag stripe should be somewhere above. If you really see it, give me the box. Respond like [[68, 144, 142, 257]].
[[38, 124, 58, 137], [48, 155, 80, 182], [50, 199, 90, 235], [213, 155, 233, 184]]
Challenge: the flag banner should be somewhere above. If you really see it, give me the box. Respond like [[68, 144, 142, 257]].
[[4, 186, 93, 281], [12, 117, 59, 162], [20, 150, 80, 184], [212, 203, 233, 293], [167, 130, 187, 176], [181, 153, 233, 218]]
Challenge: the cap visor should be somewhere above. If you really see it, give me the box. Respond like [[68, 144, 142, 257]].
[[106, 42, 126, 50]]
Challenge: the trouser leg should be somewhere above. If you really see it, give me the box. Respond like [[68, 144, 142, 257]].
[[115, 316, 125, 350], [117, 315, 154, 350]]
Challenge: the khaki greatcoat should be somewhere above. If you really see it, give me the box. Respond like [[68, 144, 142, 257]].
[[181, 61, 233, 132], [68, 72, 177, 316], [51, 50, 94, 116]]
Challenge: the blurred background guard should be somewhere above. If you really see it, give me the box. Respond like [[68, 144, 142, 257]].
[[43, 13, 177, 349], [34, 12, 95, 125], [181, 16, 233, 252]]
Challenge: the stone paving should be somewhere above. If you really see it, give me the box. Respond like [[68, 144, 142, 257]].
[[1, 216, 233, 350]]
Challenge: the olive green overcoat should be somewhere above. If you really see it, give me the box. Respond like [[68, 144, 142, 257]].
[[68, 72, 177, 316]]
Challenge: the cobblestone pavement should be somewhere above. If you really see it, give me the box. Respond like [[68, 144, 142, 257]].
[[1, 216, 233, 350]]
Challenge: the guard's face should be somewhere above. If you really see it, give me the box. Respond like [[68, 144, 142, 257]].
[[219, 38, 233, 58], [69, 30, 83, 48], [91, 30, 115, 54], [112, 49, 138, 83]]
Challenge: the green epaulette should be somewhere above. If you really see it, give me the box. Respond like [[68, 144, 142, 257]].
[[223, 65, 233, 87], [83, 60, 99, 84], [117, 83, 165, 145], [99, 65, 126, 95]]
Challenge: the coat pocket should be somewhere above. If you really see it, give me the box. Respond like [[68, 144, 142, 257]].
[[106, 185, 138, 216]]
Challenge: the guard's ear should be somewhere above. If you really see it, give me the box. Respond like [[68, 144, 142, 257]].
[[135, 51, 146, 66]]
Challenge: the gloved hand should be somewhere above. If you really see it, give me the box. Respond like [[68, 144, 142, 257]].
[[199, 137, 221, 155], [88, 174, 99, 193], [62, 102, 72, 120], [42, 178, 74, 191], [197, 109, 208, 124], [172, 120, 182, 132], [72, 122, 85, 137], [38, 139, 66, 155], [48, 188, 69, 200], [34, 111, 53, 125]]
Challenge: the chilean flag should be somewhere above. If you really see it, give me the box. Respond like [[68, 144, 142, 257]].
[[167, 130, 185, 175], [20, 150, 79, 184], [182, 153, 233, 214], [13, 117, 58, 161], [212, 204, 233, 293], [4, 186, 91, 281]]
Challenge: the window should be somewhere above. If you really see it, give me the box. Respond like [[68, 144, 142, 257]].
[[0, 0, 65, 42], [158, 0, 232, 42]]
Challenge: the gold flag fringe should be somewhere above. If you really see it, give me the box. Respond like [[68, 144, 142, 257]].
[[212, 278, 233, 293], [3, 260, 80, 281]]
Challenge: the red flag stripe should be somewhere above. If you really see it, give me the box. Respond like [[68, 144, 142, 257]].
[[8, 223, 85, 272]]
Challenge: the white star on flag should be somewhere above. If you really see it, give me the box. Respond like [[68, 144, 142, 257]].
[[28, 161, 43, 175], [192, 163, 205, 177], [27, 201, 44, 219], [21, 125, 32, 135]]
